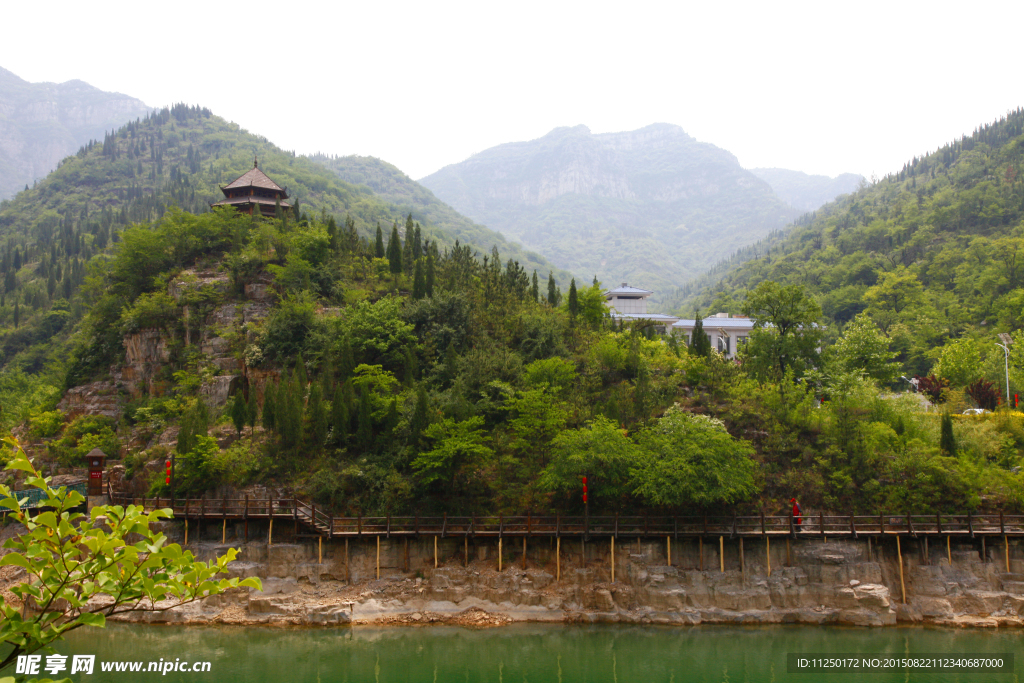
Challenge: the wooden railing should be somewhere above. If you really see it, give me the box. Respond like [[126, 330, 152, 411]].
[[104, 488, 1024, 540]]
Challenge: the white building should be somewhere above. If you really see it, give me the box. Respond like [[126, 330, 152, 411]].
[[672, 313, 755, 359], [603, 283, 680, 333]]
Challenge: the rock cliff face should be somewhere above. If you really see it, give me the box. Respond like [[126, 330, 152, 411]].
[[0, 66, 151, 201], [102, 530, 1024, 628], [419, 124, 802, 302]]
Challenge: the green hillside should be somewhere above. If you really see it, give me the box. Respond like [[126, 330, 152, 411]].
[[682, 108, 1024, 380], [0, 104, 560, 418], [4, 108, 1024, 520]]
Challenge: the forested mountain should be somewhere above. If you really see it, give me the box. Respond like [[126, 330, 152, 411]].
[[683, 108, 1024, 381], [419, 123, 801, 305], [0, 67, 151, 201], [307, 153, 562, 279], [749, 168, 864, 212], [5, 105, 1024, 522]]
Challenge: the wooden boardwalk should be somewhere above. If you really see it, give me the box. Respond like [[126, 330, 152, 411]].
[[107, 490, 1024, 540]]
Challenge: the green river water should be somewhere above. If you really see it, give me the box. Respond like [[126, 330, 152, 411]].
[[43, 622, 1021, 683]]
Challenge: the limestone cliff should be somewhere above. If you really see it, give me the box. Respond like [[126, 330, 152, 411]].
[[99, 529, 1024, 629]]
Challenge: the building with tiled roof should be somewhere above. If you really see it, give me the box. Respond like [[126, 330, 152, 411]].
[[603, 283, 679, 333], [211, 157, 291, 218]]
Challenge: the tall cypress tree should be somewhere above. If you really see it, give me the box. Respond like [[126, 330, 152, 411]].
[[547, 273, 558, 306], [229, 392, 247, 436], [531, 270, 539, 303], [374, 223, 385, 258], [689, 312, 711, 357], [338, 335, 355, 379], [568, 278, 579, 318], [246, 388, 258, 435], [940, 412, 957, 455], [262, 382, 277, 433], [330, 383, 349, 446], [413, 224, 422, 260], [402, 229, 414, 276], [413, 259, 426, 299], [327, 216, 339, 251], [410, 384, 429, 447], [356, 386, 373, 450], [387, 224, 402, 274], [425, 252, 435, 297], [307, 382, 328, 449]]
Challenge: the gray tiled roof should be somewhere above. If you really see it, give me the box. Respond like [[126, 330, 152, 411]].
[[221, 166, 287, 193]]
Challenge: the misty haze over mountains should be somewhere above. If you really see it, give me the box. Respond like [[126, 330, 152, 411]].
[[419, 123, 861, 303], [0, 68, 863, 301], [0, 67, 151, 201]]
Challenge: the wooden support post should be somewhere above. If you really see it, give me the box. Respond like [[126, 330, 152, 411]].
[[582, 537, 586, 567], [867, 536, 872, 562], [924, 537, 929, 566], [345, 538, 349, 583], [1006, 534, 1011, 573], [222, 518, 226, 545], [699, 537, 704, 571], [611, 537, 615, 583], [498, 538, 503, 572], [244, 495, 249, 542], [666, 536, 671, 567], [319, 536, 322, 565], [465, 536, 469, 568], [897, 536, 906, 605], [376, 536, 380, 580], [404, 538, 410, 572], [523, 536, 527, 570], [184, 518, 188, 546], [268, 518, 273, 546], [766, 537, 771, 577], [947, 536, 952, 566], [786, 538, 791, 567], [719, 536, 725, 573], [740, 537, 745, 583], [556, 537, 561, 581], [983, 536, 987, 562], [434, 536, 438, 569]]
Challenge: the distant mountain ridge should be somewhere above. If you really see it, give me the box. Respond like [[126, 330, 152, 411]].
[[0, 67, 152, 200], [418, 123, 802, 305], [749, 167, 864, 212], [307, 153, 565, 279]]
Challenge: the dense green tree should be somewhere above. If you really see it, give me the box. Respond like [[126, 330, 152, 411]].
[[567, 278, 578, 318], [632, 408, 758, 508], [412, 259, 426, 299], [742, 281, 823, 382]]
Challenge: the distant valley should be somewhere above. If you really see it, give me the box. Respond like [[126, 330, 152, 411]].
[[419, 124, 860, 306]]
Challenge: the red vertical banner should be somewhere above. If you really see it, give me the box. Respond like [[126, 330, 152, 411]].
[[166, 459, 172, 485], [582, 475, 588, 504]]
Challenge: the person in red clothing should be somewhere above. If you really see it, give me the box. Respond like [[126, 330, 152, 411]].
[[791, 498, 803, 531]]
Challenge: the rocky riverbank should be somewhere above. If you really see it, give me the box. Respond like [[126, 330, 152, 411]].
[[83, 529, 1024, 629]]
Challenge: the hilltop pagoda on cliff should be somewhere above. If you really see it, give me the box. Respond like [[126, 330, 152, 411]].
[[212, 157, 291, 218]]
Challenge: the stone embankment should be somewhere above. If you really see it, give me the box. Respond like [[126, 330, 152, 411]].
[[98, 526, 1024, 628]]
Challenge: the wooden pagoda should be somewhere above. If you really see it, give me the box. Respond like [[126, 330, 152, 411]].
[[212, 157, 291, 217]]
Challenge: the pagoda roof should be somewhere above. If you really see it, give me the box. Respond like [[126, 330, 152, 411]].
[[221, 163, 287, 194]]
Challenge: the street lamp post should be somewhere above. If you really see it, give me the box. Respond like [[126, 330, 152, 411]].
[[996, 342, 1011, 406]]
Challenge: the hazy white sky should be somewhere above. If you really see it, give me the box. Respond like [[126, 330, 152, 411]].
[[3, 0, 1021, 181]]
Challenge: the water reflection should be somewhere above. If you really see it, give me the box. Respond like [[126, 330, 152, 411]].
[[52, 622, 1020, 682]]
